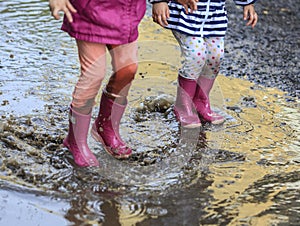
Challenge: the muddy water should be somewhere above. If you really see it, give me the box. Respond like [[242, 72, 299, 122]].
[[0, 1, 299, 225]]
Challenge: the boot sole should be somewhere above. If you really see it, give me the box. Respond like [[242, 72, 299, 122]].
[[91, 124, 131, 160], [182, 122, 202, 128], [200, 117, 225, 125], [210, 119, 225, 125]]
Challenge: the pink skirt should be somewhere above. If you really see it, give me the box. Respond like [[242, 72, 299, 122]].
[[62, 0, 146, 45]]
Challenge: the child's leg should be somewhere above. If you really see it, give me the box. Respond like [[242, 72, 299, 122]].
[[173, 31, 207, 80], [194, 37, 225, 124], [64, 40, 107, 167], [71, 40, 107, 114], [171, 31, 204, 127], [92, 41, 138, 158], [106, 41, 138, 103], [201, 37, 224, 79]]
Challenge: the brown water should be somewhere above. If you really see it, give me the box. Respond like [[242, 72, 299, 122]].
[[0, 1, 299, 225]]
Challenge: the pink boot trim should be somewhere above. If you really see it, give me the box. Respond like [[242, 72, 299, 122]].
[[194, 77, 225, 125], [91, 92, 132, 159], [63, 107, 99, 167]]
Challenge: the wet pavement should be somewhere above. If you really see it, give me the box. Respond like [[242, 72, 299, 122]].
[[0, 1, 299, 226]]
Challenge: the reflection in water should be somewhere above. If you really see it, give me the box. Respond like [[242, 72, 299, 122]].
[[0, 1, 299, 225]]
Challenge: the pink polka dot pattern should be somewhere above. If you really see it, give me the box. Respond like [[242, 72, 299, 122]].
[[173, 31, 225, 79]]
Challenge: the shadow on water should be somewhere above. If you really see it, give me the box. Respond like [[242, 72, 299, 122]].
[[1, 1, 300, 225]]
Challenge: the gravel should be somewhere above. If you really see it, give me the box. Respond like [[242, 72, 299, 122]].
[[223, 0, 300, 99]]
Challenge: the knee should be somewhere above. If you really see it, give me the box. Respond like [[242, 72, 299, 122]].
[[123, 63, 138, 76], [180, 53, 205, 79], [116, 63, 138, 82], [185, 51, 206, 67]]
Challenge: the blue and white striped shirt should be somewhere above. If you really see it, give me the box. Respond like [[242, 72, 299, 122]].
[[150, 0, 257, 37]]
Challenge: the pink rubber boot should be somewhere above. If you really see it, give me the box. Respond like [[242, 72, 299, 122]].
[[174, 76, 202, 128], [63, 107, 99, 167], [91, 91, 132, 159], [193, 76, 225, 124]]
